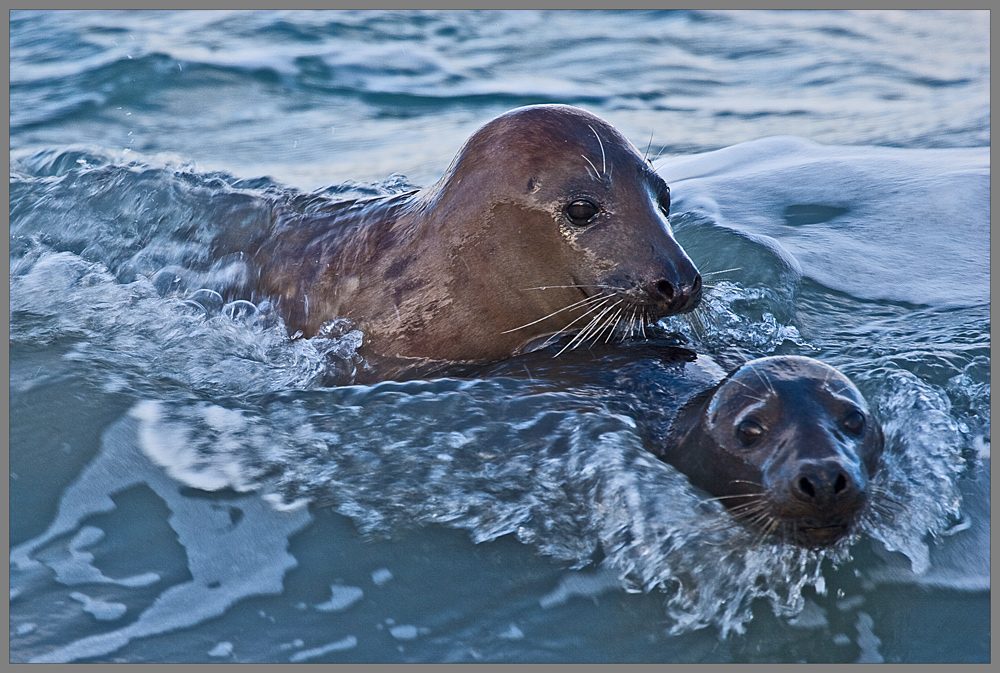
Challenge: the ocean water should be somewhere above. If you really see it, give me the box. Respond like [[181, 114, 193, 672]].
[[8, 10, 990, 663]]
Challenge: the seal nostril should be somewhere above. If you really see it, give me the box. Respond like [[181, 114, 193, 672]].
[[692, 274, 702, 294], [798, 476, 816, 499], [833, 472, 847, 494], [656, 279, 674, 300]]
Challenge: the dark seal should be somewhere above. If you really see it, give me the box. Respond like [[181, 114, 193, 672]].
[[481, 344, 885, 549], [240, 105, 701, 381], [657, 354, 884, 548]]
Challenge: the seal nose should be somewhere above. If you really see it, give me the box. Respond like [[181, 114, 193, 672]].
[[792, 460, 860, 507], [644, 273, 702, 314]]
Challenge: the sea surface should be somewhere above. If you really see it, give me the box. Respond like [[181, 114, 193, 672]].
[[9, 10, 990, 663]]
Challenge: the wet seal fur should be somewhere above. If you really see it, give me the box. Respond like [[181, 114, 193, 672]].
[[244, 105, 701, 381], [481, 343, 885, 549]]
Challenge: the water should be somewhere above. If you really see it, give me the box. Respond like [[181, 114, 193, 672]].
[[9, 10, 989, 663]]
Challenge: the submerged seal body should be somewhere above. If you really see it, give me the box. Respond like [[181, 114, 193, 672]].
[[246, 105, 701, 380], [481, 344, 885, 548]]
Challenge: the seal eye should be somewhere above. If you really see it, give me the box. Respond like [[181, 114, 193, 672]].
[[736, 419, 764, 447], [565, 199, 599, 226], [843, 410, 865, 435], [657, 188, 670, 217]]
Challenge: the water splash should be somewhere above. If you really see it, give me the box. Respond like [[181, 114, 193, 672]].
[[661, 280, 803, 358]]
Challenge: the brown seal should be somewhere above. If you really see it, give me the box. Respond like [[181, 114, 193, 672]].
[[659, 354, 885, 548], [249, 104, 701, 380]]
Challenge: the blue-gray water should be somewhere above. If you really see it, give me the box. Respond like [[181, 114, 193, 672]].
[[9, 10, 989, 663]]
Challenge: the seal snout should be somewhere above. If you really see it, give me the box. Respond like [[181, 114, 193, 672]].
[[791, 459, 863, 508], [781, 457, 867, 547], [643, 273, 702, 314]]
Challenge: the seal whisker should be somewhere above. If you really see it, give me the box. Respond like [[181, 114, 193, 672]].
[[538, 296, 615, 344], [727, 501, 771, 523], [557, 299, 625, 354], [594, 305, 620, 344], [598, 304, 629, 344], [750, 365, 778, 398], [587, 124, 607, 176], [500, 291, 617, 334], [571, 299, 625, 348], [688, 508, 764, 553], [751, 517, 781, 550], [521, 284, 628, 292], [642, 129, 655, 164], [621, 307, 635, 342], [727, 479, 766, 491], [866, 487, 904, 522], [572, 304, 610, 344], [725, 378, 768, 403], [539, 294, 618, 350], [698, 517, 748, 543], [611, 305, 633, 341], [687, 506, 746, 532], [743, 517, 774, 547], [581, 154, 602, 182], [700, 267, 742, 277], [685, 307, 707, 342], [863, 502, 896, 530], [503, 292, 614, 334], [589, 307, 618, 345], [628, 306, 641, 341], [556, 318, 603, 356], [717, 495, 771, 522], [647, 141, 669, 167], [699, 490, 764, 504], [611, 304, 631, 340], [710, 503, 774, 550], [868, 485, 904, 507], [737, 505, 773, 525]]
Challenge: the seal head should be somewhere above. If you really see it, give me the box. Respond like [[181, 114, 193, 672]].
[[660, 355, 884, 548]]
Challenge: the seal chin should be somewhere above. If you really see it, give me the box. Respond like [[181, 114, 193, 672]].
[[789, 520, 855, 549], [726, 496, 862, 549]]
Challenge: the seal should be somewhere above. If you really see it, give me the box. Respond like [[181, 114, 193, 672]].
[[244, 105, 702, 381], [479, 343, 885, 548]]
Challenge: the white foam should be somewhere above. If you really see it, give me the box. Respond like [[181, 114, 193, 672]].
[[207, 641, 233, 658], [371, 568, 393, 587], [539, 566, 621, 609], [389, 625, 419, 640], [69, 592, 127, 621], [315, 585, 364, 613], [288, 636, 358, 662]]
